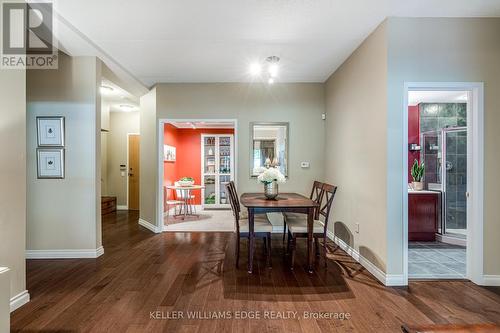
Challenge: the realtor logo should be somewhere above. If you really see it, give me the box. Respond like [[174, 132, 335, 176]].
[[1, 0, 58, 69]]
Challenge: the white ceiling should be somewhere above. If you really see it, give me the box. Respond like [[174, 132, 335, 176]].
[[56, 0, 500, 87], [408, 91, 468, 106], [101, 79, 140, 112]]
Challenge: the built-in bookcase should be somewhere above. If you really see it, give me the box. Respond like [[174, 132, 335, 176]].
[[201, 134, 234, 209]]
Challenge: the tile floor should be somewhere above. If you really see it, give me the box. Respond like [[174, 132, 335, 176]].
[[409, 241, 466, 279]]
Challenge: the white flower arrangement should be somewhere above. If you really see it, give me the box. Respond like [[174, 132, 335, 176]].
[[257, 167, 286, 184]]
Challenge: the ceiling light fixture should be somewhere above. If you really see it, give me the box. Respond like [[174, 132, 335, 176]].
[[249, 62, 262, 76], [266, 56, 280, 78], [248, 56, 280, 84], [100, 85, 114, 94], [119, 104, 135, 112]]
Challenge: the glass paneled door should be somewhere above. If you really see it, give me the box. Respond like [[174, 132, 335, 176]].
[[443, 128, 467, 239], [201, 134, 234, 208]]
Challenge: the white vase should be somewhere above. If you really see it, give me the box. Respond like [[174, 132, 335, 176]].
[[412, 181, 424, 191]]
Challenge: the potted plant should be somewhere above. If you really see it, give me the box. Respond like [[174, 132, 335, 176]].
[[411, 159, 425, 191], [178, 177, 194, 187], [256, 167, 286, 199]]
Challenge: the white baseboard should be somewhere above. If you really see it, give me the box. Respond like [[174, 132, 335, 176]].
[[139, 218, 161, 233], [10, 290, 30, 312], [26, 246, 104, 259], [327, 230, 405, 286], [116, 205, 128, 210], [482, 275, 500, 286]]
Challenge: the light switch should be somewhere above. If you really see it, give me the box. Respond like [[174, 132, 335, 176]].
[[301, 162, 310, 168]]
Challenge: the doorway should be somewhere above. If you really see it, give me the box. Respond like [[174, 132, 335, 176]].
[[158, 119, 237, 232], [128, 134, 140, 210], [403, 82, 484, 285]]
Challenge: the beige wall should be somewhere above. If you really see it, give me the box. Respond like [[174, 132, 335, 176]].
[[386, 18, 500, 276], [27, 53, 102, 251], [106, 111, 140, 206], [0, 268, 9, 329], [101, 101, 110, 195], [139, 88, 158, 224], [324, 22, 388, 271], [0, 69, 27, 300], [140, 83, 326, 227]]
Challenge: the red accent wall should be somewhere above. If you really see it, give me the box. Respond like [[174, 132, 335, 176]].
[[408, 105, 420, 182], [163, 125, 234, 204]]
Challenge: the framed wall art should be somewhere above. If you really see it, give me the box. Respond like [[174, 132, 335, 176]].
[[37, 148, 65, 179], [164, 145, 176, 162], [37, 116, 65, 146]]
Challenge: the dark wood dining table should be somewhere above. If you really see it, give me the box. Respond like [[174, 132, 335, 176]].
[[240, 192, 319, 274]]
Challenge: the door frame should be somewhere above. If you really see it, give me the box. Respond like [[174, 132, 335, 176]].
[[402, 82, 484, 285], [126, 132, 140, 210], [157, 118, 238, 231]]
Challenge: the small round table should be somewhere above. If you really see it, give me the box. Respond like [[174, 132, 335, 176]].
[[165, 184, 205, 219]]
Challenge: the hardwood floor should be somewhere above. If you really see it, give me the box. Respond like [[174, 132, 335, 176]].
[[11, 211, 500, 332]]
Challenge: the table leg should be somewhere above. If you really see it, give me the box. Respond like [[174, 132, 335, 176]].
[[307, 207, 314, 273], [184, 189, 189, 219], [248, 208, 255, 274]]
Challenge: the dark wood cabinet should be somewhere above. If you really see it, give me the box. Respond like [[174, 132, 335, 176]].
[[408, 192, 441, 241], [101, 196, 117, 215]]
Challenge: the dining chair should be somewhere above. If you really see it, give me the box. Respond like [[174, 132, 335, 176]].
[[163, 186, 183, 223], [282, 180, 324, 242], [286, 183, 337, 269], [225, 181, 273, 269], [174, 181, 196, 215]]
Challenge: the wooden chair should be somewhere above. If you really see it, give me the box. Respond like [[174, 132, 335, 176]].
[[225, 181, 273, 269], [283, 181, 325, 242], [286, 183, 337, 269]]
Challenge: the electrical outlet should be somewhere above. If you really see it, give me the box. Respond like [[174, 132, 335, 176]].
[[355, 223, 360, 233]]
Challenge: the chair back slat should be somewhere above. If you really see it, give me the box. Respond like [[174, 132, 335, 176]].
[[225, 181, 240, 233], [318, 183, 337, 233], [310, 181, 325, 219]]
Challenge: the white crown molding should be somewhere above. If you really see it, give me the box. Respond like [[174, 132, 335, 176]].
[[327, 230, 405, 286], [26, 246, 104, 259], [10, 290, 30, 312], [139, 218, 161, 233]]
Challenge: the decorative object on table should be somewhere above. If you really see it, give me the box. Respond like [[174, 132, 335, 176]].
[[37, 116, 65, 147], [37, 148, 65, 179], [410, 159, 425, 191], [256, 166, 286, 200], [164, 145, 176, 161], [178, 177, 194, 187]]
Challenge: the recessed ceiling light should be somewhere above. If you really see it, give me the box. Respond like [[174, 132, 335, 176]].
[[119, 104, 135, 112], [249, 63, 262, 76], [100, 85, 114, 94]]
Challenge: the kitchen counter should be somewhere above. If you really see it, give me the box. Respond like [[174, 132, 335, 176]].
[[408, 189, 441, 194]]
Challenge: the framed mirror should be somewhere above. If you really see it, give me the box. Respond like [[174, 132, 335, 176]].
[[250, 122, 289, 177]]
